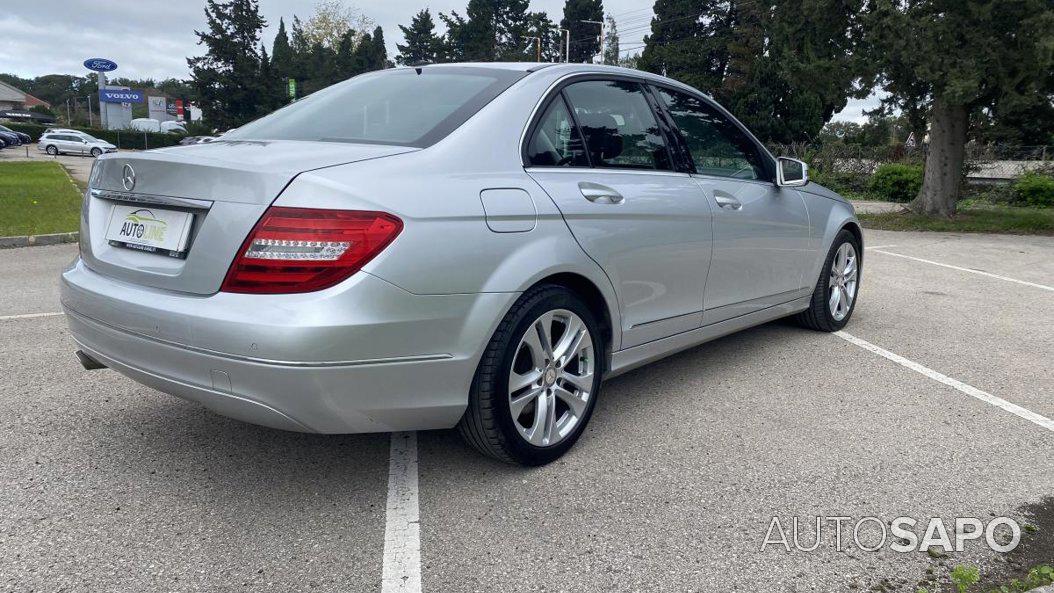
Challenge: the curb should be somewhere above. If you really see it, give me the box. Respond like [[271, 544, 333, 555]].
[[0, 232, 79, 249]]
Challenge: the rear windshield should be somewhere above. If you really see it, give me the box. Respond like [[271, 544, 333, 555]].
[[227, 67, 526, 148]]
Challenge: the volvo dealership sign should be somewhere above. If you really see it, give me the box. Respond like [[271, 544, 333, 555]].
[[100, 89, 144, 104], [83, 58, 118, 72]]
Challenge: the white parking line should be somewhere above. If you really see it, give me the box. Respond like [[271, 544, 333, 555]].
[[871, 249, 1054, 292], [835, 331, 1054, 432], [0, 311, 64, 321], [864, 244, 898, 250], [381, 431, 422, 593]]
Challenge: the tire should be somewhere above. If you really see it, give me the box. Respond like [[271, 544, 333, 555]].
[[90, 147, 102, 157], [794, 229, 861, 332], [458, 284, 604, 465], [46, 145, 58, 156]]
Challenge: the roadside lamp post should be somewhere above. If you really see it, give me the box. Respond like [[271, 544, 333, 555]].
[[559, 28, 570, 62]]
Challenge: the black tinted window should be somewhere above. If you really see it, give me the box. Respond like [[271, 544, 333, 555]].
[[525, 97, 589, 167], [563, 80, 672, 170], [657, 88, 769, 180], [227, 67, 524, 147]]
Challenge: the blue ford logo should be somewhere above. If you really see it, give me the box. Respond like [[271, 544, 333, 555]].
[[84, 58, 118, 72]]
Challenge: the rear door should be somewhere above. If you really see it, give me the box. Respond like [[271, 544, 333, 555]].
[[526, 77, 713, 349], [52, 135, 73, 153], [652, 86, 812, 324]]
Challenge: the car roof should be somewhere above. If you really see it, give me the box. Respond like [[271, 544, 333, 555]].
[[416, 62, 714, 100]]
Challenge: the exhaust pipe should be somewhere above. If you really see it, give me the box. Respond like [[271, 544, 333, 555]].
[[76, 350, 106, 371]]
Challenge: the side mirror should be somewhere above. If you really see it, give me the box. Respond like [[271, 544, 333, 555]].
[[776, 157, 808, 187]]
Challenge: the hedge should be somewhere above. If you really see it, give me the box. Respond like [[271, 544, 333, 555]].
[[0, 122, 183, 150], [1012, 173, 1054, 208], [868, 163, 924, 203]]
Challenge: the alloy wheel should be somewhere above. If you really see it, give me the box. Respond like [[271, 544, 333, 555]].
[[507, 309, 594, 447], [828, 242, 858, 321]]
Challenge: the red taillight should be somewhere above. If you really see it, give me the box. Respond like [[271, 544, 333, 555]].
[[221, 207, 402, 294]]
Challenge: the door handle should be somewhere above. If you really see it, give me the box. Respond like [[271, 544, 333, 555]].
[[714, 193, 742, 210], [579, 182, 624, 204]]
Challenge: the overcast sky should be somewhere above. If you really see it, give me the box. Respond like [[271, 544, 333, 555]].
[[0, 0, 877, 122]]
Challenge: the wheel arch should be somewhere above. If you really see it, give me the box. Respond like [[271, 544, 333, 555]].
[[841, 220, 864, 251], [527, 272, 615, 366]]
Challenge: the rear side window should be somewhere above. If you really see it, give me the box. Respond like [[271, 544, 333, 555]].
[[525, 97, 589, 167], [226, 67, 525, 148], [656, 88, 770, 181], [562, 80, 672, 170]]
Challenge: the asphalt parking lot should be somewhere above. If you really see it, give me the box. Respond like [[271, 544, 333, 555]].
[[1, 228, 1052, 592]]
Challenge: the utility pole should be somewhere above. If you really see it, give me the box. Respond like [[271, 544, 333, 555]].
[[559, 29, 570, 62], [66, 98, 71, 125], [86, 94, 93, 127], [580, 20, 604, 63]]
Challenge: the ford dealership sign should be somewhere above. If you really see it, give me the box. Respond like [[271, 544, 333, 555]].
[[99, 89, 144, 104], [83, 58, 118, 72]]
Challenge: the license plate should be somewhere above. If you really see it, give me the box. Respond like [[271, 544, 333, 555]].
[[105, 204, 194, 258]]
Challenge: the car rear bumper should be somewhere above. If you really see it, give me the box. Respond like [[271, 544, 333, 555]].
[[61, 258, 517, 433]]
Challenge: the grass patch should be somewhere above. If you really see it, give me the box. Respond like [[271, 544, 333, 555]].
[[859, 204, 1054, 235], [0, 161, 83, 237]]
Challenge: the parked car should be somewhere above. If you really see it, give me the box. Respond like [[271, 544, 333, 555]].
[[38, 132, 116, 157], [161, 121, 188, 134], [44, 127, 90, 137], [130, 118, 162, 133], [62, 63, 861, 465], [0, 129, 21, 148], [0, 125, 31, 144], [178, 135, 216, 146]]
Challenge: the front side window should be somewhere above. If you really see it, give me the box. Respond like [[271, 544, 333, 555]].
[[227, 67, 525, 148], [656, 88, 769, 181], [563, 80, 672, 170], [525, 97, 589, 167]]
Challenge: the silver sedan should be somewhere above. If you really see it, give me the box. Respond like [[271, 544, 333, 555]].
[[62, 63, 860, 465]]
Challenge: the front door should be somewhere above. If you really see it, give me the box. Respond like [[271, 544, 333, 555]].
[[526, 79, 713, 349], [652, 86, 812, 323]]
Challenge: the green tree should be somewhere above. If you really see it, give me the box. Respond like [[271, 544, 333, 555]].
[[305, 41, 336, 93], [271, 17, 293, 81], [560, 0, 604, 62], [258, 44, 286, 111], [335, 29, 358, 78], [369, 26, 390, 70], [638, 0, 728, 91], [187, 0, 268, 129], [639, 0, 865, 144], [978, 70, 1054, 146], [351, 32, 375, 74], [525, 12, 562, 62], [602, 14, 619, 65], [441, 0, 497, 62], [864, 0, 1054, 216], [397, 9, 443, 65]]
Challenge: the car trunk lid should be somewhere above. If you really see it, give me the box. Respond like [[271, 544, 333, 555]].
[[81, 140, 416, 295]]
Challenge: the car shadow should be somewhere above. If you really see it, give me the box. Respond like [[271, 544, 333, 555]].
[[418, 319, 823, 476], [93, 394, 393, 507]]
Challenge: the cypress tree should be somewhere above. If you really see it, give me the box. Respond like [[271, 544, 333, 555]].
[[187, 0, 268, 128], [559, 0, 604, 63], [396, 9, 443, 65], [271, 17, 293, 80]]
